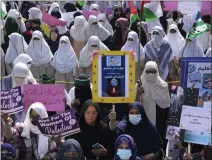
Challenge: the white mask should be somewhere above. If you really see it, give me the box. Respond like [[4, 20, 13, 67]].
[[129, 114, 142, 125], [146, 74, 157, 83], [117, 149, 132, 160], [26, 63, 31, 69], [151, 35, 161, 42], [15, 77, 26, 86]]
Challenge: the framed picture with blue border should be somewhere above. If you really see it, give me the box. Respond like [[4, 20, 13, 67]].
[[181, 57, 211, 89], [92, 51, 135, 103]]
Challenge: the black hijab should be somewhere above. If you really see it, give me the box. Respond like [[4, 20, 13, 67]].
[[117, 102, 163, 157], [74, 74, 92, 114], [64, 2, 77, 12]]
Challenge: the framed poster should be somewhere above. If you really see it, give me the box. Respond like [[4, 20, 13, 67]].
[[92, 51, 135, 103], [181, 57, 211, 89]]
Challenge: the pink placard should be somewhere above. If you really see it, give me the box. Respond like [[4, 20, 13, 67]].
[[42, 11, 67, 27], [24, 84, 65, 112]]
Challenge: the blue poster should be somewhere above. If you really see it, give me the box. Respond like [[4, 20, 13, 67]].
[[101, 55, 126, 97], [181, 57, 211, 88]]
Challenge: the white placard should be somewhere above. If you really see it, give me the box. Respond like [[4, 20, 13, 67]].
[[180, 105, 211, 133], [178, 2, 202, 16]]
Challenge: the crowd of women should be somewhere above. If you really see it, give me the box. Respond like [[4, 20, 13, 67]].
[[1, 1, 211, 160]]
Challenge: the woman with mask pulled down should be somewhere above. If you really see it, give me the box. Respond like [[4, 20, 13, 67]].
[[13, 54, 37, 84], [144, 26, 174, 81], [66, 99, 114, 159], [121, 31, 145, 81], [47, 27, 60, 55], [51, 36, 79, 91], [178, 36, 204, 58], [27, 30, 53, 79], [109, 18, 130, 50], [85, 15, 111, 46], [114, 102, 164, 159], [56, 139, 86, 160], [113, 134, 141, 160], [70, 15, 87, 60], [140, 61, 170, 150], [3, 102, 59, 160], [97, 13, 114, 35], [79, 36, 109, 81], [5, 33, 28, 75]]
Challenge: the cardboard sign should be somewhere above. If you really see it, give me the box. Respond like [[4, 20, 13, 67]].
[[178, 2, 202, 16], [42, 11, 67, 27], [36, 109, 80, 137], [180, 105, 211, 133], [24, 84, 65, 112], [1, 86, 23, 114]]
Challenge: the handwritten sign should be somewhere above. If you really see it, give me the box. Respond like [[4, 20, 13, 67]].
[[178, 2, 202, 16], [1, 87, 23, 114], [180, 105, 211, 133], [92, 51, 135, 103], [181, 57, 211, 89], [42, 11, 67, 27], [24, 84, 65, 112], [36, 109, 80, 137]]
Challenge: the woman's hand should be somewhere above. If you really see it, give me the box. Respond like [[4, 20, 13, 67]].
[[183, 153, 193, 160], [92, 144, 107, 157], [143, 153, 156, 160]]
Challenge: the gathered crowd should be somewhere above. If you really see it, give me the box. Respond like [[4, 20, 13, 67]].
[[1, 1, 211, 160]]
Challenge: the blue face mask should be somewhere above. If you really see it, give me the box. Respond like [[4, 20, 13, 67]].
[[129, 114, 142, 125], [117, 149, 132, 160]]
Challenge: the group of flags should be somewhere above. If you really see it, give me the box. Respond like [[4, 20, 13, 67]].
[[1, 1, 211, 39]]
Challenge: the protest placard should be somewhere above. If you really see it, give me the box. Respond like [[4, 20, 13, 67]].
[[180, 105, 211, 133], [36, 109, 80, 137], [42, 11, 67, 27], [181, 57, 211, 89], [178, 2, 202, 16], [24, 84, 65, 112], [1, 86, 23, 114], [92, 51, 135, 103]]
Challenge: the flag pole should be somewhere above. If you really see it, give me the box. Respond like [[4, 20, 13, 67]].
[[138, 2, 143, 80]]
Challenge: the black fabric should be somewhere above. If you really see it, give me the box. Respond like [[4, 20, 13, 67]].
[[47, 29, 60, 55], [64, 2, 77, 12], [75, 85, 92, 115], [51, 10, 61, 19], [20, 1, 37, 19], [66, 100, 114, 159], [108, 29, 130, 50], [110, 7, 124, 31], [159, 12, 168, 33], [116, 102, 163, 157], [68, 11, 83, 29], [130, 20, 148, 47]]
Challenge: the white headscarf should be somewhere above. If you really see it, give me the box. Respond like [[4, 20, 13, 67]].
[[21, 102, 49, 159], [85, 15, 111, 41], [79, 36, 109, 67], [205, 47, 211, 57], [165, 24, 186, 58], [197, 31, 211, 52], [56, 18, 68, 35], [179, 37, 204, 57], [13, 54, 37, 84], [141, 61, 170, 125], [6, 9, 26, 33], [5, 33, 28, 64], [27, 30, 53, 66], [97, 13, 114, 35], [12, 62, 29, 88], [51, 36, 78, 73], [70, 15, 87, 41], [121, 31, 144, 63], [48, 2, 61, 14], [28, 7, 43, 21], [89, 4, 99, 11]]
